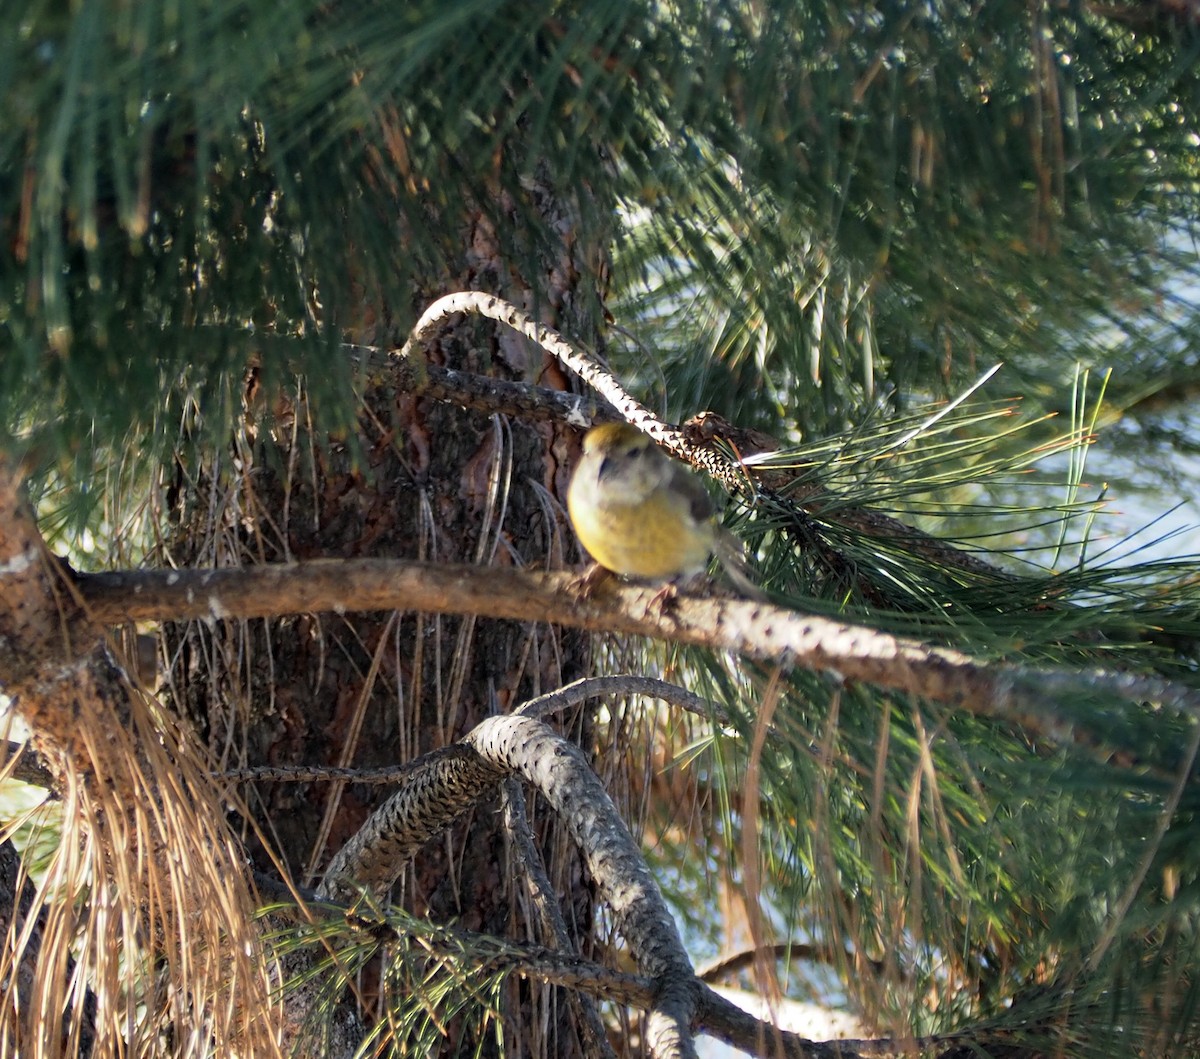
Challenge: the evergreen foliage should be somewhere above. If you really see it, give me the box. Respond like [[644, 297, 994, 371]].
[[3, 0, 1200, 1054]]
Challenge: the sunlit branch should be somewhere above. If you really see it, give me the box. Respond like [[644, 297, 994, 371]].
[[77, 558, 1200, 746]]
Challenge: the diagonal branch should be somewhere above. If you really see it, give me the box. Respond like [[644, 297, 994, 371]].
[[465, 714, 699, 1059], [78, 558, 1200, 746]]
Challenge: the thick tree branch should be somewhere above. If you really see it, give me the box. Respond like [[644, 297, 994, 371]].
[[78, 559, 1200, 745], [465, 715, 698, 1059]]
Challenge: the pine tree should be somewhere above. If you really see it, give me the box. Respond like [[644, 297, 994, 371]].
[[2, 2, 1200, 1056]]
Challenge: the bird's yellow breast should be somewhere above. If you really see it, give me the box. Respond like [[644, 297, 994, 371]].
[[567, 487, 713, 580]]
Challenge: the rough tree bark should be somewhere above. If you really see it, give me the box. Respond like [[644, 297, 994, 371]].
[[159, 160, 608, 1052]]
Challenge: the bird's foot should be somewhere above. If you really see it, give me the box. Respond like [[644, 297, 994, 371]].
[[646, 580, 681, 616], [569, 562, 613, 599]]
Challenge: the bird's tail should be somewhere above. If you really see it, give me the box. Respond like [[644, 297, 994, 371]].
[[714, 532, 768, 602]]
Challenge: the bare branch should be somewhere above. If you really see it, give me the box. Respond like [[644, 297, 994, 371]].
[[515, 674, 716, 721], [78, 558, 1200, 745], [696, 943, 889, 984], [317, 709, 702, 1057]]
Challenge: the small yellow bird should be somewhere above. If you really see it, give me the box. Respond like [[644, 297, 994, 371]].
[[567, 422, 763, 598]]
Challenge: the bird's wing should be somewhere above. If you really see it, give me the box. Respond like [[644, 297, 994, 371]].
[[672, 464, 716, 523]]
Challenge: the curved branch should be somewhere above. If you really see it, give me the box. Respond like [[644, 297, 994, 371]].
[[318, 710, 704, 1056], [399, 291, 672, 450], [515, 674, 717, 721], [464, 715, 698, 1059], [314, 677, 716, 901]]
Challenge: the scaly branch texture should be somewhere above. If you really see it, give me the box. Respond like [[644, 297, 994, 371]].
[[399, 293, 1014, 583], [466, 715, 699, 1059], [319, 745, 503, 901], [78, 558, 1200, 744], [399, 293, 744, 488], [300, 701, 924, 1059]]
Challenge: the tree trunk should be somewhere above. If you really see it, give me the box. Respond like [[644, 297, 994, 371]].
[[161, 163, 606, 1055]]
